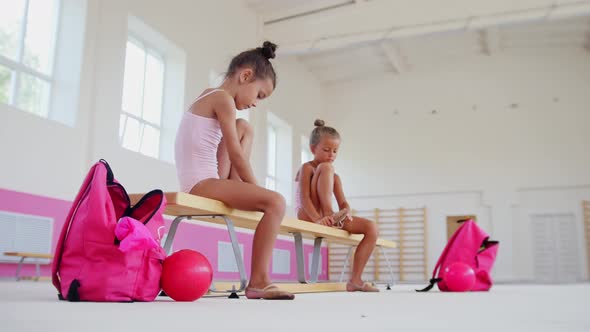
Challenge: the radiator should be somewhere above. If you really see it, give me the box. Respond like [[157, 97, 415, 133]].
[[0, 211, 53, 264]]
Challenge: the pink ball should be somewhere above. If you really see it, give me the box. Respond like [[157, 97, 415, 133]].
[[443, 262, 476, 292], [161, 249, 213, 301]]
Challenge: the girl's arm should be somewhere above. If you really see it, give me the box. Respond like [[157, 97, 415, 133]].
[[334, 174, 352, 220], [214, 94, 258, 185], [299, 164, 322, 221]]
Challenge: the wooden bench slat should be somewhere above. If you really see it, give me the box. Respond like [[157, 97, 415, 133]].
[[130, 192, 396, 248], [4, 252, 53, 259]]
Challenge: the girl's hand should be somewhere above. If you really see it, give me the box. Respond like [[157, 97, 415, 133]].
[[315, 216, 334, 226], [346, 209, 353, 221]]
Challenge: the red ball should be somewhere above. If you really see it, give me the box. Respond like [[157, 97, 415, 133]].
[[161, 249, 213, 301], [443, 262, 476, 292]]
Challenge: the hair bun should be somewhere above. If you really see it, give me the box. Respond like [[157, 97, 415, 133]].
[[314, 119, 325, 127], [259, 41, 277, 60]]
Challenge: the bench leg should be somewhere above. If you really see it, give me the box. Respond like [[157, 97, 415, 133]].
[[336, 246, 395, 287], [35, 259, 41, 281], [378, 245, 396, 288], [164, 214, 247, 296], [292, 232, 307, 283], [219, 216, 248, 293], [163, 216, 188, 255], [309, 237, 323, 283], [292, 233, 324, 284], [339, 246, 354, 282], [199, 215, 248, 295], [15, 256, 25, 281]]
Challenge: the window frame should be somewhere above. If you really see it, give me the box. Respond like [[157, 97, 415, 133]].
[[265, 111, 293, 205], [119, 35, 166, 159], [0, 0, 61, 117], [301, 135, 313, 164], [265, 123, 278, 191]]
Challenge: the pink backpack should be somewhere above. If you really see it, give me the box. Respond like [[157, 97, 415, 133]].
[[418, 219, 499, 292], [52, 160, 167, 302]]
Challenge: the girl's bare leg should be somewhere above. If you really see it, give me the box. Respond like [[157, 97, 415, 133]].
[[342, 216, 379, 287], [217, 119, 254, 181], [310, 162, 338, 216], [190, 179, 293, 299]]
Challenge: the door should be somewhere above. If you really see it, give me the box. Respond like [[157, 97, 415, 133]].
[[446, 215, 477, 240], [531, 213, 580, 283]]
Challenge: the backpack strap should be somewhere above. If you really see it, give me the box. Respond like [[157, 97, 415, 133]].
[[482, 238, 499, 248], [99, 159, 115, 184], [416, 255, 444, 292], [416, 277, 442, 292]]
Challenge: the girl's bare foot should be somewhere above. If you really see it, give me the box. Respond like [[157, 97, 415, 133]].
[[346, 281, 380, 292], [245, 284, 295, 300]]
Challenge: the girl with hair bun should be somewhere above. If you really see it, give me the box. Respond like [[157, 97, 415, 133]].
[[295, 119, 380, 292], [175, 41, 294, 300]]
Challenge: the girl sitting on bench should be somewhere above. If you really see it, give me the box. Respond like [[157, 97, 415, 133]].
[[295, 120, 380, 292], [175, 41, 294, 300]]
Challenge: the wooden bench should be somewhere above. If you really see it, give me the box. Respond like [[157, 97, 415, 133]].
[[3, 252, 53, 281], [130, 192, 397, 294]]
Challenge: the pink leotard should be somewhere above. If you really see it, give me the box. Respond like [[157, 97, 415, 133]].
[[174, 89, 224, 193]]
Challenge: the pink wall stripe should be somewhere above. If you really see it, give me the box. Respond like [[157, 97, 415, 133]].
[[0, 188, 70, 278], [0, 188, 328, 281]]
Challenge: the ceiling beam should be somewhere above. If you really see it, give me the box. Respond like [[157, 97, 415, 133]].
[[267, 1, 590, 55], [258, 0, 355, 24], [379, 42, 407, 74], [479, 27, 501, 55], [258, 0, 372, 24]]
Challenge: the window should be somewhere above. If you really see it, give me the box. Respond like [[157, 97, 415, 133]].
[[301, 135, 313, 163], [265, 112, 293, 204], [0, 0, 60, 117], [208, 68, 224, 88], [266, 124, 277, 190], [272, 248, 290, 274], [120, 16, 186, 162], [217, 241, 244, 273], [236, 109, 250, 121], [120, 38, 165, 159]]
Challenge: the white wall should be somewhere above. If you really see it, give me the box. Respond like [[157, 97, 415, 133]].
[[0, 0, 95, 200], [323, 48, 590, 281], [0, 0, 326, 204]]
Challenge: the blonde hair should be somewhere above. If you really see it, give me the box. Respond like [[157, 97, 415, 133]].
[[309, 119, 340, 146]]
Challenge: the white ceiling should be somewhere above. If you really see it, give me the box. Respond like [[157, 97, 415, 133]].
[[245, 1, 590, 84]]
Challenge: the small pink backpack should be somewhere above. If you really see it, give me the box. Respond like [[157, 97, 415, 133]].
[[52, 160, 167, 302], [418, 219, 499, 292]]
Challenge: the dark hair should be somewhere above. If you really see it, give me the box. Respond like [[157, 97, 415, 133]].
[[310, 119, 340, 146], [226, 41, 278, 88]]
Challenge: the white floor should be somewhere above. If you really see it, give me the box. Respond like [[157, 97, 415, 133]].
[[0, 281, 589, 332]]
